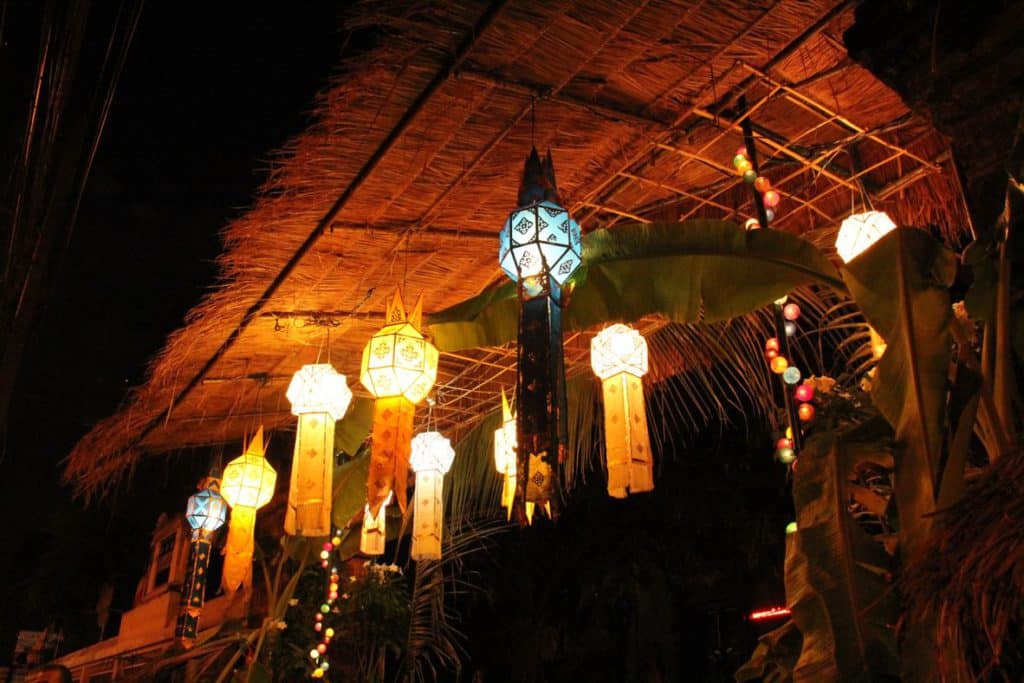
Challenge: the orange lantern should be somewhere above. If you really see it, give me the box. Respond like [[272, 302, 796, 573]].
[[591, 324, 654, 498], [360, 289, 438, 517], [221, 427, 277, 595]]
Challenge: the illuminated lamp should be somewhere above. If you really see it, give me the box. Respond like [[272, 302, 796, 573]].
[[591, 324, 654, 498], [221, 426, 277, 595], [176, 473, 227, 646], [750, 606, 791, 621], [360, 288, 438, 517], [835, 210, 897, 264], [284, 363, 352, 537], [493, 391, 539, 523], [499, 147, 580, 522], [409, 431, 455, 561]]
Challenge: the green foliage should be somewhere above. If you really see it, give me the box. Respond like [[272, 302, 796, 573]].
[[841, 228, 957, 560], [427, 221, 843, 351], [332, 448, 371, 530], [785, 428, 899, 682]]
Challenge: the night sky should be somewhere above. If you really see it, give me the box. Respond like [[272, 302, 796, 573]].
[[1, 1, 346, 659]]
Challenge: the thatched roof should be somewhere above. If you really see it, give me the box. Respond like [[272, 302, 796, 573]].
[[66, 0, 969, 496]]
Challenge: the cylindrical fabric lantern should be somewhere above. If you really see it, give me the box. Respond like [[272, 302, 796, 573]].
[[492, 391, 540, 524], [360, 289, 438, 516], [498, 147, 581, 523], [359, 491, 392, 556], [285, 364, 352, 537], [220, 426, 277, 595], [591, 324, 654, 498], [176, 474, 227, 647], [409, 431, 456, 561], [835, 210, 896, 264]]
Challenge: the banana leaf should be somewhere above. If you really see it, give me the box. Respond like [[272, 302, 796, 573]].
[[331, 449, 371, 530], [735, 619, 802, 683], [786, 429, 899, 683], [427, 221, 844, 351], [840, 227, 956, 560]]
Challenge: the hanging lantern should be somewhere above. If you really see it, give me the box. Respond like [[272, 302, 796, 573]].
[[176, 473, 227, 647], [285, 363, 352, 537], [591, 324, 654, 498], [498, 148, 580, 522], [409, 431, 455, 561], [220, 426, 277, 595], [360, 491, 392, 556], [360, 288, 438, 517], [835, 210, 897, 264]]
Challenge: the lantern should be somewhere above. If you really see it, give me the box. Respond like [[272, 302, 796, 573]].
[[492, 390, 539, 523], [284, 363, 352, 537], [591, 324, 654, 497], [409, 431, 455, 561], [221, 426, 277, 595], [176, 473, 226, 647], [360, 288, 438, 517], [835, 210, 896, 264], [499, 148, 579, 522], [360, 491, 392, 556]]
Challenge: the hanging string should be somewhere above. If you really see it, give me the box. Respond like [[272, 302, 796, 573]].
[[531, 96, 536, 147]]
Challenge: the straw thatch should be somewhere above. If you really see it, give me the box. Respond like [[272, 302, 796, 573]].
[[66, 0, 969, 496], [902, 449, 1024, 680]]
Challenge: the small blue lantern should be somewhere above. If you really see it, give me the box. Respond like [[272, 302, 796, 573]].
[[186, 484, 227, 533]]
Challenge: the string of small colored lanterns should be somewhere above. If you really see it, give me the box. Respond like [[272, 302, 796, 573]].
[[732, 106, 812, 467], [309, 528, 343, 679]]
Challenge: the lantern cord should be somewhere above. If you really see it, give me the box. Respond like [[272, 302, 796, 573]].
[[530, 96, 536, 147]]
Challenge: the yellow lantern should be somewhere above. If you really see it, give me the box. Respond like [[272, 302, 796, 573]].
[[285, 363, 352, 537], [492, 391, 539, 524], [409, 431, 455, 561], [220, 426, 277, 595], [360, 289, 438, 516], [591, 324, 654, 498], [359, 491, 392, 556]]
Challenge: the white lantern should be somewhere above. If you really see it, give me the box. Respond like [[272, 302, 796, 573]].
[[409, 431, 455, 561], [360, 491, 392, 556], [284, 363, 352, 537], [835, 210, 897, 263], [591, 324, 654, 498]]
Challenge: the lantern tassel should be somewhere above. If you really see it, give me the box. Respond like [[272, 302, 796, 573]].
[[285, 412, 336, 537], [367, 396, 415, 515], [222, 506, 256, 595]]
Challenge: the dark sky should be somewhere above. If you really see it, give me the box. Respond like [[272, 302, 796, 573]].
[[1, 0, 347, 659]]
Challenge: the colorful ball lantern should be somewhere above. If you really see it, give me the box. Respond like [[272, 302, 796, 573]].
[[591, 324, 654, 498], [775, 448, 796, 464], [798, 403, 816, 422], [221, 426, 277, 595], [770, 356, 789, 374], [794, 383, 814, 402], [360, 288, 439, 519], [754, 176, 771, 193], [409, 431, 456, 561], [284, 363, 352, 537], [782, 303, 801, 321], [763, 190, 780, 208], [742, 169, 757, 184], [835, 210, 897, 264], [782, 366, 801, 385]]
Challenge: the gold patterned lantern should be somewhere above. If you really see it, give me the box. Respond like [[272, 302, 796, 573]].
[[220, 427, 277, 594], [591, 324, 654, 498], [409, 431, 456, 560], [285, 363, 352, 537], [492, 391, 540, 524], [360, 289, 438, 517]]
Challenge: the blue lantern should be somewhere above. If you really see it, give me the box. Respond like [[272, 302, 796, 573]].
[[186, 486, 227, 532]]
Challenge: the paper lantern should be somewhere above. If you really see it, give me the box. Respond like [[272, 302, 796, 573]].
[[221, 427, 277, 595], [409, 431, 455, 561], [835, 210, 896, 263], [499, 150, 581, 287], [591, 324, 653, 498], [492, 390, 539, 523], [284, 363, 352, 537], [177, 474, 226, 646], [501, 148, 575, 522], [360, 289, 438, 516], [359, 491, 392, 556]]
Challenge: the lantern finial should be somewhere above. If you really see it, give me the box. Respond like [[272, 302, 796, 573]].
[[500, 388, 512, 422]]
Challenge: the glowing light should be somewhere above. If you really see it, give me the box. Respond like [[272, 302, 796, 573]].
[[499, 199, 582, 286], [221, 427, 277, 594], [836, 211, 897, 263], [750, 606, 791, 621], [409, 431, 455, 561]]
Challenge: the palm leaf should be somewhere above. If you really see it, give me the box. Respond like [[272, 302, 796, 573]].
[[786, 427, 899, 682], [427, 220, 844, 352], [840, 228, 957, 559]]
